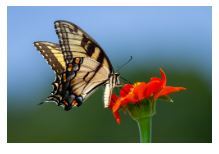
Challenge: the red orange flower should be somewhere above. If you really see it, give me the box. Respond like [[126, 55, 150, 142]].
[[109, 68, 186, 124]]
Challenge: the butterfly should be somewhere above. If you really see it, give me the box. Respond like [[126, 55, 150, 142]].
[[34, 20, 120, 111]]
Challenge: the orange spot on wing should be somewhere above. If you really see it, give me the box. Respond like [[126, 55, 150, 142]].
[[67, 64, 73, 71], [75, 58, 80, 64], [63, 100, 68, 106], [72, 100, 78, 106]]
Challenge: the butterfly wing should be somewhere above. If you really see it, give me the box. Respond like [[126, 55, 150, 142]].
[[54, 20, 113, 72], [35, 21, 116, 110], [34, 41, 66, 74], [45, 56, 111, 110], [53, 20, 115, 109]]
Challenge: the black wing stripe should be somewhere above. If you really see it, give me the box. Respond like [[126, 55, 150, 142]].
[[83, 72, 90, 81], [86, 43, 95, 57], [81, 36, 89, 47], [96, 50, 104, 64], [80, 63, 102, 94]]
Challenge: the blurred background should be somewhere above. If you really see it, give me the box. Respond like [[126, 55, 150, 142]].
[[8, 6, 211, 143]]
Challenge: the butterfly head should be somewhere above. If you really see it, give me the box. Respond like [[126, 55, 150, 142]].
[[113, 72, 121, 87]]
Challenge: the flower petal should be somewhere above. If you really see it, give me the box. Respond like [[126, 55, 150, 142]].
[[120, 84, 133, 97], [150, 77, 161, 82], [132, 82, 148, 101], [112, 97, 123, 112], [112, 92, 139, 113], [144, 80, 162, 98], [123, 92, 139, 104], [113, 110, 121, 124], [109, 94, 118, 109], [160, 68, 167, 87], [155, 86, 186, 99]]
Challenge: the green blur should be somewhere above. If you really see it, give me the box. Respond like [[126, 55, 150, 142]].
[[8, 67, 211, 143]]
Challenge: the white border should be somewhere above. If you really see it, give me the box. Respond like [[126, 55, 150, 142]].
[[212, 2, 218, 145], [0, 2, 7, 144], [0, 0, 217, 154]]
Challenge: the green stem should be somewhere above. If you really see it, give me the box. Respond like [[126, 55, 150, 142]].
[[127, 99, 155, 143], [136, 117, 152, 143]]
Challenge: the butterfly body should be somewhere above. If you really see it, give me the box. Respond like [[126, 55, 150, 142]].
[[34, 20, 120, 110]]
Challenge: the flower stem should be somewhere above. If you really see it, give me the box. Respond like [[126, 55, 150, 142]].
[[127, 100, 155, 143], [136, 117, 152, 143]]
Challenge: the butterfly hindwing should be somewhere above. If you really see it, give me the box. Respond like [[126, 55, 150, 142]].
[[47, 57, 111, 110], [70, 57, 111, 97]]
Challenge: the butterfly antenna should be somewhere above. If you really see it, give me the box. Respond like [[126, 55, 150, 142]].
[[116, 56, 133, 72]]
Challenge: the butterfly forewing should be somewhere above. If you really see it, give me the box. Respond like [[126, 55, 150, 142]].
[[34, 42, 66, 74], [54, 20, 113, 72]]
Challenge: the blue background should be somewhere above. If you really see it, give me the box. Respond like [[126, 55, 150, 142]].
[[8, 6, 211, 143]]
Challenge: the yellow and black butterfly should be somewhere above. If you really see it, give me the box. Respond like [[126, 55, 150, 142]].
[[34, 20, 120, 111]]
